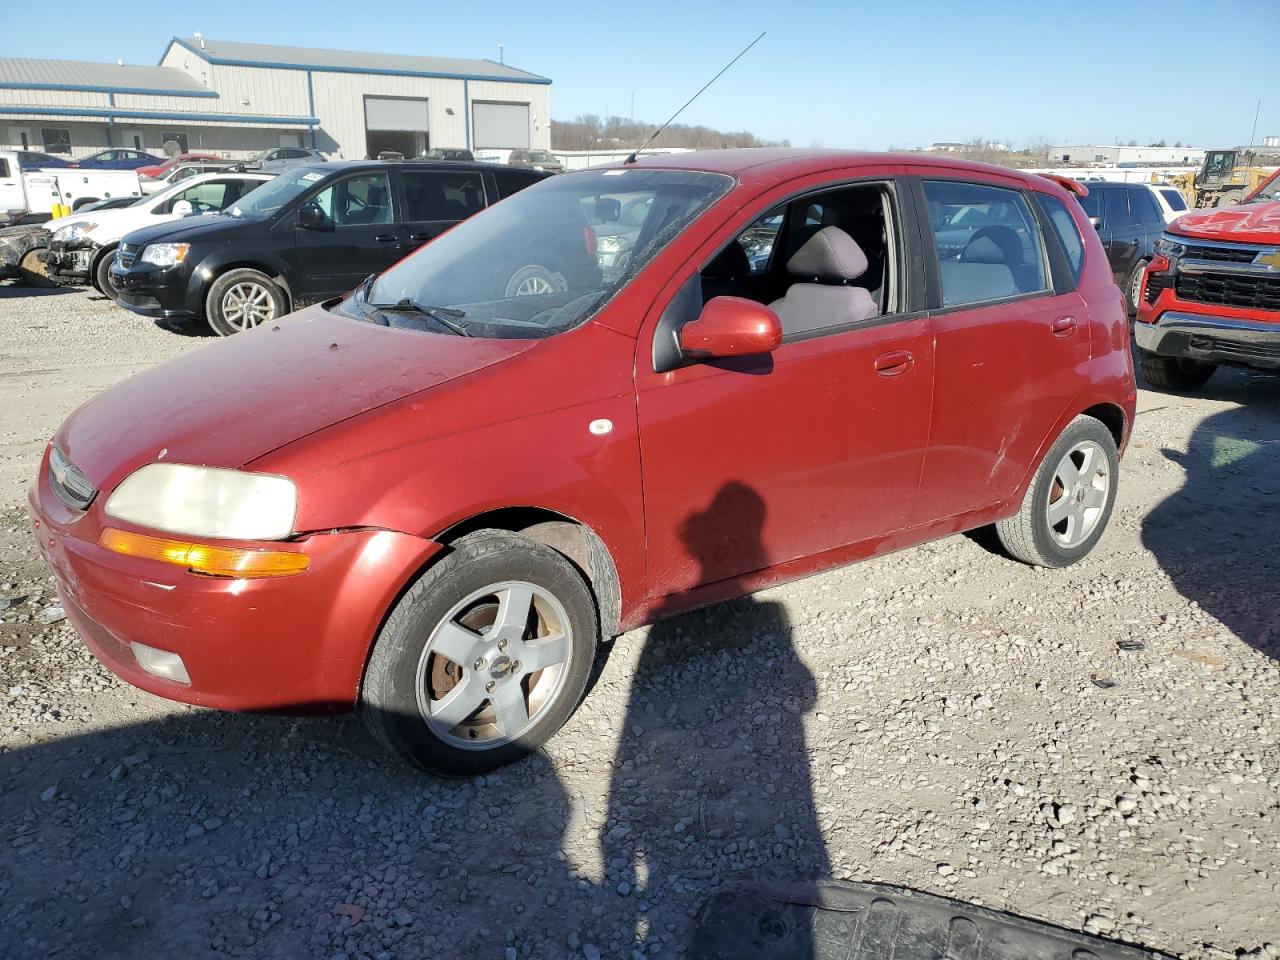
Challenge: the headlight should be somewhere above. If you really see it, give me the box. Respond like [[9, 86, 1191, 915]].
[[595, 235, 631, 255], [103, 464, 298, 540], [139, 242, 190, 267], [53, 221, 97, 241], [1155, 237, 1186, 258]]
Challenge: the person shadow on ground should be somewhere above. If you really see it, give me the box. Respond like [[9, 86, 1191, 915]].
[[602, 481, 830, 957], [1141, 391, 1280, 661]]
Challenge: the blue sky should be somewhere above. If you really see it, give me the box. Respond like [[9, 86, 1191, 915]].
[[5, 0, 1278, 149]]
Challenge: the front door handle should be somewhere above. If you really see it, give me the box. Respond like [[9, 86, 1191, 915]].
[[1051, 316, 1077, 338], [874, 349, 914, 376], [373, 234, 400, 243], [409, 233, 436, 244]]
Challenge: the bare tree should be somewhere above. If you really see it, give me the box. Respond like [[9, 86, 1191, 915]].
[[550, 114, 786, 151]]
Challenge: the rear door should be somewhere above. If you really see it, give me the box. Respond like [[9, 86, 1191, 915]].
[[291, 169, 398, 303], [913, 173, 1091, 522], [396, 167, 488, 253], [1100, 186, 1142, 285]]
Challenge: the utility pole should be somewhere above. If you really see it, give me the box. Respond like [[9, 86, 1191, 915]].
[[498, 43, 504, 65]]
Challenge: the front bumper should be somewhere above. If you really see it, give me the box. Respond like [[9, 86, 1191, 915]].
[[40, 239, 96, 284], [28, 450, 443, 712], [111, 258, 198, 320], [1134, 311, 1280, 370]]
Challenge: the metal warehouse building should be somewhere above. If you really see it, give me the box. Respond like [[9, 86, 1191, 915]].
[[0, 35, 551, 161]]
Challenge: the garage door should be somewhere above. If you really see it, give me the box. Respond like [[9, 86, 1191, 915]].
[[473, 102, 529, 149], [366, 97, 429, 132]]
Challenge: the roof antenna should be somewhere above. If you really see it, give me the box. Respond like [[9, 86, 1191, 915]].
[[625, 31, 765, 164]]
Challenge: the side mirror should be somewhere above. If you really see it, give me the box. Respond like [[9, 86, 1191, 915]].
[[171, 199, 193, 217], [297, 203, 327, 229], [1088, 216, 1102, 230], [679, 296, 782, 359]]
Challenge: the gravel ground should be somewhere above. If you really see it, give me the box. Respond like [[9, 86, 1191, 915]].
[[1, 283, 1277, 960]]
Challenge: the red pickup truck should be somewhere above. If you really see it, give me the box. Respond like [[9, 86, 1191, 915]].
[[1136, 200, 1280, 390]]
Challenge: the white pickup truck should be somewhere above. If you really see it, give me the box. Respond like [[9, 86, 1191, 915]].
[[0, 151, 142, 226]]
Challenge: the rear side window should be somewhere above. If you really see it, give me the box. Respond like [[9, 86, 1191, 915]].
[[491, 168, 538, 198], [924, 180, 1048, 307], [1130, 187, 1162, 225], [1103, 188, 1131, 228], [1037, 193, 1085, 284], [0, 159, 9, 178], [1159, 188, 1187, 212], [403, 170, 486, 221]]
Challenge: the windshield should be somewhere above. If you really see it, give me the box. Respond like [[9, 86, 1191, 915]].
[[228, 167, 325, 218], [526, 151, 556, 162], [345, 168, 732, 338]]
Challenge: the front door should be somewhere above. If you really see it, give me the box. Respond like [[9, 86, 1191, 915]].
[[0, 155, 23, 215], [397, 167, 488, 254], [292, 170, 399, 303], [915, 175, 1092, 520], [635, 173, 934, 600]]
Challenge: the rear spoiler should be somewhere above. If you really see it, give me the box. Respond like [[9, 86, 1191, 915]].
[[1038, 173, 1088, 198]]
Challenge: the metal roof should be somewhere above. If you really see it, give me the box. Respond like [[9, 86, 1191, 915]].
[[0, 58, 214, 96], [170, 37, 550, 84]]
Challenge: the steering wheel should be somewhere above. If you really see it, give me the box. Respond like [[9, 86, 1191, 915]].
[[526, 293, 602, 329]]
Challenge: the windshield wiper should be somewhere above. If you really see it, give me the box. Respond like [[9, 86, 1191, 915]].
[[368, 297, 471, 337]]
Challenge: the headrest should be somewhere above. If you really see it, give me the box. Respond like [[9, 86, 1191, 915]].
[[962, 226, 1022, 265], [595, 197, 621, 222], [787, 226, 868, 281]]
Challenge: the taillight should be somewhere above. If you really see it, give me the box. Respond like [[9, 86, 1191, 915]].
[[583, 226, 597, 258]]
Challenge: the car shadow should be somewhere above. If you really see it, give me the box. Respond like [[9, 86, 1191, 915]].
[[1140, 371, 1280, 661], [604, 481, 829, 955], [154, 317, 216, 338], [0, 282, 76, 298]]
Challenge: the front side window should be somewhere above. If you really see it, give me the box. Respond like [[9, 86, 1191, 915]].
[[1036, 193, 1085, 284], [348, 168, 732, 338], [925, 180, 1048, 307], [311, 172, 392, 225], [404, 171, 485, 221], [170, 179, 246, 214]]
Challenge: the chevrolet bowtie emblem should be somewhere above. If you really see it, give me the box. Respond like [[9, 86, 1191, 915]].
[[1254, 249, 1280, 269]]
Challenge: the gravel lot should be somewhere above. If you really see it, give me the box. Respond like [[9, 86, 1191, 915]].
[[1, 283, 1277, 960]]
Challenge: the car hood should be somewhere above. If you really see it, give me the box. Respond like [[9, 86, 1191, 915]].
[[120, 213, 241, 247], [1169, 200, 1280, 246], [55, 305, 537, 493]]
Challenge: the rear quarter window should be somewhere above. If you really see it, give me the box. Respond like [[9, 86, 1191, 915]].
[[1036, 193, 1086, 284], [1159, 188, 1187, 212]]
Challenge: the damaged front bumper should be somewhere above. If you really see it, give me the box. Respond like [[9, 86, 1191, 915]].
[[0, 225, 50, 281]]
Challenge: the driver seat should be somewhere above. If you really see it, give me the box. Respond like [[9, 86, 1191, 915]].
[[768, 226, 878, 336]]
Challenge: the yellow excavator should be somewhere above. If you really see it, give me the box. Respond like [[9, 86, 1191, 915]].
[[1168, 149, 1279, 207]]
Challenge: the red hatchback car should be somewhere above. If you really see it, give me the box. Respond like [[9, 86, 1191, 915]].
[[30, 150, 1135, 774]]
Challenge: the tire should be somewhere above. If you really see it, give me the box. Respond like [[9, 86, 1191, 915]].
[[996, 415, 1119, 568], [362, 529, 598, 775], [205, 268, 287, 337], [1126, 258, 1148, 315], [504, 264, 568, 298], [1138, 350, 1216, 391], [1214, 190, 1244, 207], [94, 248, 119, 300], [17, 249, 54, 287]]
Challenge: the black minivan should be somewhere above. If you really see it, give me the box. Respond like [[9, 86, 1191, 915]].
[[112, 161, 548, 336], [1075, 180, 1166, 314]]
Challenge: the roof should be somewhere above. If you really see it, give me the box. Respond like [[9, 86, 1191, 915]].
[[0, 58, 214, 97], [170, 37, 550, 84]]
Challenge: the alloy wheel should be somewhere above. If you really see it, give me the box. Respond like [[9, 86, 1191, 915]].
[[415, 581, 573, 750], [1045, 439, 1110, 547], [221, 281, 277, 330]]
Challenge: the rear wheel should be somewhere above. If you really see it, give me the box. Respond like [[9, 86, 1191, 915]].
[[1215, 190, 1244, 207], [1138, 350, 1216, 391], [17, 249, 53, 287], [362, 530, 598, 775], [996, 416, 1119, 568], [205, 268, 286, 336]]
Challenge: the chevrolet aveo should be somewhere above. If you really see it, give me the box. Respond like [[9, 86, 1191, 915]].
[[30, 150, 1136, 774]]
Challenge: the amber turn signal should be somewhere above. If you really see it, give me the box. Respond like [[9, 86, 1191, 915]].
[[99, 528, 310, 578]]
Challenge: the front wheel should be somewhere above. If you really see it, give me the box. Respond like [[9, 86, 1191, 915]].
[[17, 249, 54, 287], [996, 416, 1119, 568], [205, 268, 286, 336], [1138, 350, 1216, 391], [94, 248, 119, 301], [362, 530, 598, 775]]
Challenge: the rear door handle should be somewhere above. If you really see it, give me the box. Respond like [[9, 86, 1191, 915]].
[[373, 234, 400, 243], [1051, 316, 1077, 338], [874, 349, 914, 376]]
